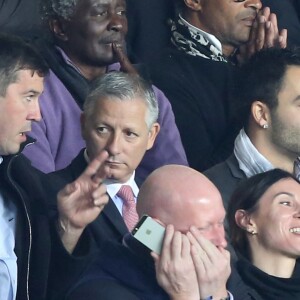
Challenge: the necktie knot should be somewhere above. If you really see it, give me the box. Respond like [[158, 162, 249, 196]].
[[117, 185, 135, 207], [117, 185, 139, 231]]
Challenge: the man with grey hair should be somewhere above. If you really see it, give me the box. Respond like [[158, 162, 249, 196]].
[[48, 71, 160, 251], [22, 0, 187, 182]]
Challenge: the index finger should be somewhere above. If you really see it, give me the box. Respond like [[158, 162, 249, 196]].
[[112, 43, 138, 75], [82, 150, 109, 184], [189, 227, 220, 259]]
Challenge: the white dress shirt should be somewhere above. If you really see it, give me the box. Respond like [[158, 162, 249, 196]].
[[0, 156, 18, 300], [105, 173, 139, 216], [84, 149, 139, 216]]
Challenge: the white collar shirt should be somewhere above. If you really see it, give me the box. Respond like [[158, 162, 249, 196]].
[[84, 150, 139, 215], [104, 173, 139, 216], [0, 156, 18, 300]]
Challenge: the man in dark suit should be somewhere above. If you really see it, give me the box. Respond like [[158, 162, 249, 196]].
[[205, 48, 300, 209], [47, 72, 160, 247], [67, 165, 234, 300]]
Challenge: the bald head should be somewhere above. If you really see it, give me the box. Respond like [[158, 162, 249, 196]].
[[137, 165, 226, 238]]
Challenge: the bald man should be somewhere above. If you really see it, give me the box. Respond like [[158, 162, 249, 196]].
[[66, 165, 235, 300]]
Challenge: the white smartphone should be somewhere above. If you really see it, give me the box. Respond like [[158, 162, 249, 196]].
[[131, 215, 165, 254]]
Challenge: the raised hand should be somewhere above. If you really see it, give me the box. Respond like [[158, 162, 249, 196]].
[[187, 226, 231, 300], [237, 7, 287, 65], [57, 150, 110, 253], [151, 225, 199, 300]]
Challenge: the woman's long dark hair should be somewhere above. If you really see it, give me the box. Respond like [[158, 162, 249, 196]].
[[227, 168, 297, 259]]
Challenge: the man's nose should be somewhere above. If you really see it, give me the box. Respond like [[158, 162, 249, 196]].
[[213, 227, 228, 249], [106, 133, 121, 155], [108, 13, 124, 32], [244, 0, 262, 10], [28, 101, 41, 122]]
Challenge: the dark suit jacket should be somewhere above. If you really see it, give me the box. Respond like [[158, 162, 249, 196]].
[[66, 235, 170, 300], [46, 149, 131, 248], [67, 235, 258, 300], [204, 154, 246, 211]]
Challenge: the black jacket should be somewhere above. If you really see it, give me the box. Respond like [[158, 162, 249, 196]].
[[0, 140, 98, 300], [148, 48, 238, 171]]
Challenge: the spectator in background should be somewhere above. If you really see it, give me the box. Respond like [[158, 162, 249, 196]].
[[22, 0, 187, 181], [148, 0, 287, 172], [205, 48, 300, 210]]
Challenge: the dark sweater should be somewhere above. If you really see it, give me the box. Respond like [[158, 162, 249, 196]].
[[148, 47, 238, 171], [236, 258, 300, 300]]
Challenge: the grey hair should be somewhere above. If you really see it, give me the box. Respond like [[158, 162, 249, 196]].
[[84, 72, 159, 129], [40, 0, 80, 21]]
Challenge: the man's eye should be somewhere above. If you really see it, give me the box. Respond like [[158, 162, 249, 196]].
[[93, 10, 107, 17], [117, 9, 126, 16], [126, 132, 137, 137], [280, 201, 291, 206], [198, 225, 211, 232], [97, 127, 108, 133], [26, 95, 33, 102]]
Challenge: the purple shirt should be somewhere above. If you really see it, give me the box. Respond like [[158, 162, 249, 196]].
[[23, 53, 187, 180]]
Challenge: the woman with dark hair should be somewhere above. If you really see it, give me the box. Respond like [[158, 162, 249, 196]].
[[228, 169, 300, 300]]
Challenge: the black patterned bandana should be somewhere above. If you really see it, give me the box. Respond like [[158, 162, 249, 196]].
[[170, 16, 227, 62]]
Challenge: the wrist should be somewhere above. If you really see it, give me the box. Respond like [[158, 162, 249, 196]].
[[200, 292, 230, 300], [57, 218, 84, 235]]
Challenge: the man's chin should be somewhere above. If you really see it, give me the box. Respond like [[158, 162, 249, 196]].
[[1, 146, 20, 156], [106, 169, 132, 183]]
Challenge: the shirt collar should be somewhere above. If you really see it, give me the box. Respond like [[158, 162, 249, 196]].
[[56, 46, 114, 75], [105, 173, 138, 199], [0, 156, 3, 165], [179, 14, 223, 54]]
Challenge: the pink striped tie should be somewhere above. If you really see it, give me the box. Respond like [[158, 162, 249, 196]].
[[117, 185, 139, 231]]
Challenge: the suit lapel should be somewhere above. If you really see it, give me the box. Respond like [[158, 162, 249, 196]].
[[102, 198, 128, 236]]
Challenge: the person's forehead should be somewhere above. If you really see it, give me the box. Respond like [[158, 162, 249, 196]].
[[184, 196, 225, 218], [91, 97, 148, 120], [77, 0, 126, 10], [261, 179, 300, 201]]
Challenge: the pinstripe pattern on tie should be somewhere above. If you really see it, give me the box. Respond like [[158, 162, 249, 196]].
[[117, 185, 139, 231]]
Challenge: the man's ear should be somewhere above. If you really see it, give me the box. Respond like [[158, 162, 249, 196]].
[[251, 101, 270, 128], [235, 209, 257, 234], [183, 0, 202, 11], [49, 18, 69, 42], [146, 123, 160, 150]]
